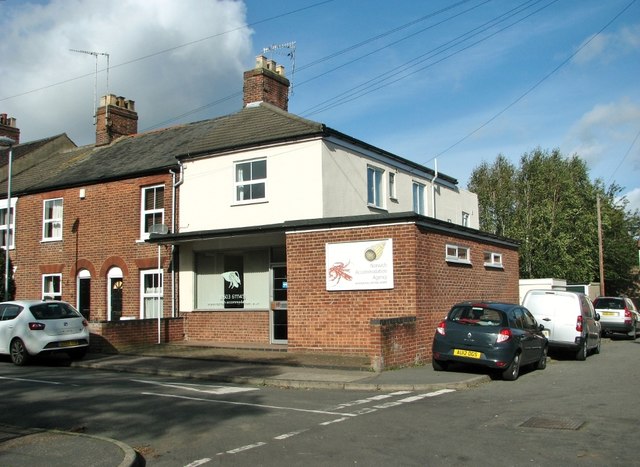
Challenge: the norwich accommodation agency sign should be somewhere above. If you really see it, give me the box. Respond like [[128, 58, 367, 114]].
[[325, 239, 394, 291]]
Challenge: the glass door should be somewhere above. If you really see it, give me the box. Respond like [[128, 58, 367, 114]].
[[271, 265, 287, 343]]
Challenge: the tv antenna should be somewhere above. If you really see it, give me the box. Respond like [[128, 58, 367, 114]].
[[262, 41, 296, 94], [70, 48, 110, 124]]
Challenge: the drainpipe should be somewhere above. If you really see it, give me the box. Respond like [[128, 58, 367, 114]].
[[432, 158, 438, 219], [170, 162, 184, 317]]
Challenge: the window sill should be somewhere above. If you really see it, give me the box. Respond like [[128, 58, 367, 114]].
[[446, 258, 472, 265], [231, 199, 269, 207], [484, 263, 504, 269]]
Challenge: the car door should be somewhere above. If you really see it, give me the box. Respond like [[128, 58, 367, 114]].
[[580, 296, 600, 346], [0, 304, 22, 354], [519, 307, 545, 364]]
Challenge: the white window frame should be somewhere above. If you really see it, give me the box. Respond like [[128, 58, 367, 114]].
[[140, 269, 163, 319], [446, 244, 471, 264], [141, 185, 165, 239], [234, 158, 267, 204], [412, 181, 425, 215], [0, 197, 16, 250], [42, 198, 63, 241], [484, 251, 503, 268], [367, 165, 385, 209], [388, 172, 397, 200], [462, 211, 470, 227], [42, 273, 62, 300]]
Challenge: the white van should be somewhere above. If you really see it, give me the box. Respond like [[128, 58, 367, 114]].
[[521, 290, 601, 360]]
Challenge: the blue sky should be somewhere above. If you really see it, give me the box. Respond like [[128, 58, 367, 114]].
[[1, 0, 639, 209]]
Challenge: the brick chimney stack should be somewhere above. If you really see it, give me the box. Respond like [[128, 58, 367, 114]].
[[243, 55, 290, 111], [95, 95, 138, 146], [0, 114, 20, 144]]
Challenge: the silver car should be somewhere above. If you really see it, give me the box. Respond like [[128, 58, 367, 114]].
[[0, 300, 90, 365], [593, 296, 639, 339]]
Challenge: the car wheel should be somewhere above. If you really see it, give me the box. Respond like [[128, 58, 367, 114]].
[[68, 347, 88, 361], [576, 338, 588, 361], [628, 324, 637, 340], [10, 339, 30, 366], [534, 346, 548, 370], [432, 359, 449, 371], [502, 352, 521, 381], [593, 335, 601, 355]]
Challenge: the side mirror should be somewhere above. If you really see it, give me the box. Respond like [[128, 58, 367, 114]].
[[538, 324, 545, 331], [595, 312, 601, 321]]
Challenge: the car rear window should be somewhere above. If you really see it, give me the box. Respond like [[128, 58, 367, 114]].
[[594, 298, 624, 309], [448, 305, 505, 326], [30, 302, 82, 320]]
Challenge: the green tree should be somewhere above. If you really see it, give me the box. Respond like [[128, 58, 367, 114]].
[[469, 148, 638, 295]]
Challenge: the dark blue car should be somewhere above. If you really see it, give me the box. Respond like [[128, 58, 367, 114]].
[[432, 301, 548, 380]]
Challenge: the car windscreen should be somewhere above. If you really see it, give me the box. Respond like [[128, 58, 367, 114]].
[[29, 302, 82, 320], [448, 305, 506, 326], [594, 299, 624, 309]]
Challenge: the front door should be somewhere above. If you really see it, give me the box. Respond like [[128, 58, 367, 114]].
[[78, 278, 91, 320], [271, 265, 287, 343]]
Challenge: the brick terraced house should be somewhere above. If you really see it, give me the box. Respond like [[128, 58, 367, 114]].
[[1, 56, 519, 369]]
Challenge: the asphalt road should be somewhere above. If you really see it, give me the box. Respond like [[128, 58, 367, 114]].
[[1, 337, 638, 466]]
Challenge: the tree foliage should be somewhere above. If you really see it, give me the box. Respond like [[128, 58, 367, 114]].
[[468, 148, 640, 296]]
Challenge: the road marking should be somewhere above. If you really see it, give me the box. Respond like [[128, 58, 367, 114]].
[[327, 390, 412, 410], [320, 417, 350, 425], [132, 379, 259, 394], [0, 375, 63, 385], [225, 442, 267, 453], [184, 458, 211, 466], [142, 392, 359, 417], [274, 429, 309, 440]]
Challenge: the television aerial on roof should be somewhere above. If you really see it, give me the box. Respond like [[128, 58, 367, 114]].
[[262, 41, 296, 95], [70, 48, 110, 125]]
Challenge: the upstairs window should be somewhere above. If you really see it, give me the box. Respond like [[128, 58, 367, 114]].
[[141, 185, 165, 238], [462, 211, 470, 227], [446, 244, 471, 264], [235, 159, 266, 203], [388, 172, 397, 200], [412, 182, 425, 215], [43, 198, 63, 241], [141, 269, 163, 319], [484, 251, 503, 268], [0, 198, 16, 250], [367, 166, 384, 208]]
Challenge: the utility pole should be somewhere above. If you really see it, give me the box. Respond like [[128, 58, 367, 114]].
[[597, 195, 605, 296]]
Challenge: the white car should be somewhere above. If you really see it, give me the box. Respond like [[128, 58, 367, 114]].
[[0, 300, 90, 365]]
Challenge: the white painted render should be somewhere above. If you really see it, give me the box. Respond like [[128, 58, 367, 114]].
[[179, 136, 478, 231]]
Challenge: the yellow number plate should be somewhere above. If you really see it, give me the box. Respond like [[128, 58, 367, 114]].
[[60, 340, 78, 347], [601, 312, 616, 316], [453, 349, 481, 359]]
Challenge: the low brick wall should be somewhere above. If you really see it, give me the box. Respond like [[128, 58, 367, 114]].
[[369, 316, 419, 371], [88, 317, 184, 353]]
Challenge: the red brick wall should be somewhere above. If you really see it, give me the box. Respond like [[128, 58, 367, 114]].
[[183, 311, 270, 344], [286, 223, 519, 367], [10, 173, 175, 321], [89, 317, 184, 353]]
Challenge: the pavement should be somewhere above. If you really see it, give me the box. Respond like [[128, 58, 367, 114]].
[[0, 342, 491, 466]]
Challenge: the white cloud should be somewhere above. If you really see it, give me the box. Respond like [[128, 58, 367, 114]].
[[574, 22, 640, 65], [565, 98, 640, 166], [0, 0, 252, 145]]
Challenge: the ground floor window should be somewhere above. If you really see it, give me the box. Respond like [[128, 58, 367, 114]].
[[195, 249, 269, 310], [141, 269, 163, 318], [42, 274, 62, 300]]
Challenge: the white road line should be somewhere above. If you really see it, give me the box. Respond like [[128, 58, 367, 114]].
[[132, 379, 259, 394], [226, 442, 267, 454], [274, 429, 309, 440], [184, 458, 212, 467], [0, 375, 63, 385], [320, 417, 350, 426], [142, 392, 359, 417]]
